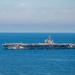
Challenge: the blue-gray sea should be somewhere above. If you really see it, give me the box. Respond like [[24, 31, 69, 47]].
[[0, 33, 75, 75]]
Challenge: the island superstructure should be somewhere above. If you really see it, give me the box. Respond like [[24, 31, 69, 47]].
[[2, 36, 75, 49]]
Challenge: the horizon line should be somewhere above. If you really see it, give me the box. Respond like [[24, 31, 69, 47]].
[[0, 32, 75, 33]]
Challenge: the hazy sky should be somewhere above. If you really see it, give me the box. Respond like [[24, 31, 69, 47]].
[[0, 0, 75, 32]]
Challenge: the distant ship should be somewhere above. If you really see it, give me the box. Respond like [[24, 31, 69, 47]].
[[2, 36, 75, 50]]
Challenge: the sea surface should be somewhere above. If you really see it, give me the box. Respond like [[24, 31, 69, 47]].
[[0, 33, 75, 75]]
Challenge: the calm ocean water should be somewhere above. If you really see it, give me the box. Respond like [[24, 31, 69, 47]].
[[0, 33, 75, 75]]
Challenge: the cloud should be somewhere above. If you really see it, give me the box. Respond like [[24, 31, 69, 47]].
[[0, 1, 75, 25], [15, 3, 28, 8]]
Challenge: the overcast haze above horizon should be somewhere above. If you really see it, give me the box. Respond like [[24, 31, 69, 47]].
[[0, 0, 75, 33]]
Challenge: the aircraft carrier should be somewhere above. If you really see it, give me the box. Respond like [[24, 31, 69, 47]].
[[2, 36, 75, 50]]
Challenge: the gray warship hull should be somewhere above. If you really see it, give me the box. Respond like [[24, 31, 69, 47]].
[[2, 43, 75, 50], [2, 36, 75, 50]]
